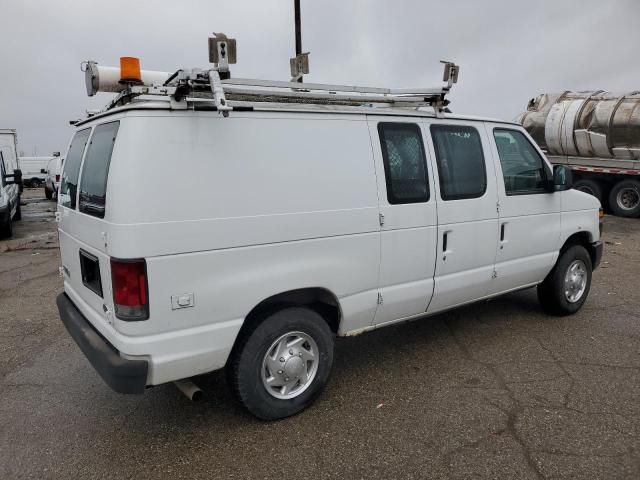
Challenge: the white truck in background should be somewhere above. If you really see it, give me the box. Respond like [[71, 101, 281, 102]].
[[517, 91, 640, 218], [0, 129, 23, 237], [44, 155, 63, 200], [20, 155, 57, 188]]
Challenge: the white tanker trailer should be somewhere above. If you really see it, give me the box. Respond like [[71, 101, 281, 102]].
[[517, 91, 640, 217]]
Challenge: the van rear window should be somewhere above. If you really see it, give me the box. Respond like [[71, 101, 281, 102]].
[[60, 129, 91, 209], [79, 122, 120, 218]]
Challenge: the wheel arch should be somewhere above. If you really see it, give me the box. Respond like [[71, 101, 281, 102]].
[[229, 287, 343, 363], [560, 231, 598, 267]]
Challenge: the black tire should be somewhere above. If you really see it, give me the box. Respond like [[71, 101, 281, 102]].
[[45, 187, 52, 200], [0, 210, 12, 239], [573, 178, 603, 203], [227, 306, 334, 420], [608, 180, 640, 218], [537, 245, 592, 316], [13, 196, 22, 221]]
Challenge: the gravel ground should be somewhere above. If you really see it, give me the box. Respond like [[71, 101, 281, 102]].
[[1, 188, 639, 479]]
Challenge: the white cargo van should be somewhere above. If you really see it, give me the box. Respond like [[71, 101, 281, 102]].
[[0, 129, 23, 238], [57, 56, 603, 420], [44, 156, 62, 200]]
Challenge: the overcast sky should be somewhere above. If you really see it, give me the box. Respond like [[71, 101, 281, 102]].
[[1, 0, 639, 156]]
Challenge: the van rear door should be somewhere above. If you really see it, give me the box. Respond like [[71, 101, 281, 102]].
[[58, 122, 120, 330]]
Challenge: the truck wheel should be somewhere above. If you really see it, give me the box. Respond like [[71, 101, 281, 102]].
[[608, 180, 640, 217], [14, 197, 22, 221], [573, 179, 603, 203], [537, 245, 592, 316], [228, 306, 334, 420], [45, 187, 52, 200]]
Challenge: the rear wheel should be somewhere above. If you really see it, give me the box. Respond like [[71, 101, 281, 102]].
[[573, 178, 603, 203], [537, 245, 592, 315], [45, 187, 52, 200], [227, 306, 334, 420], [608, 180, 640, 217]]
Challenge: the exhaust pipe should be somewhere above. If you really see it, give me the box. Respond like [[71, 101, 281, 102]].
[[174, 379, 203, 401]]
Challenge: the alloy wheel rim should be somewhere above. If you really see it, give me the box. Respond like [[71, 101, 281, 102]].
[[564, 259, 588, 303], [261, 331, 319, 400]]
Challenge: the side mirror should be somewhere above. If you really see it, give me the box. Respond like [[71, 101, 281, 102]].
[[41, 168, 47, 174], [3, 168, 22, 184], [553, 165, 573, 191]]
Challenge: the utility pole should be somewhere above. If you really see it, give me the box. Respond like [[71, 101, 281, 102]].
[[294, 0, 303, 82], [290, 0, 309, 83]]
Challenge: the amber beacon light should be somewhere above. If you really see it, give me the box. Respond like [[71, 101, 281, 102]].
[[119, 56, 142, 83]]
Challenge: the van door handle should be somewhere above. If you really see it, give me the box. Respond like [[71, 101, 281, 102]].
[[442, 232, 448, 252], [500, 223, 505, 241]]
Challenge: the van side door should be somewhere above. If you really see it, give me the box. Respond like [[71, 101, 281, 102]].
[[367, 118, 438, 326], [425, 121, 500, 313], [487, 125, 561, 292]]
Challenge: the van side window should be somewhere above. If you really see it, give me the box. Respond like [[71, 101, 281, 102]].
[[378, 123, 429, 204], [494, 129, 549, 195], [431, 125, 487, 200], [60, 128, 91, 209], [79, 121, 120, 218]]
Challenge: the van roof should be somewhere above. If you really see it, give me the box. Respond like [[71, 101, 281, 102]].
[[75, 98, 519, 127]]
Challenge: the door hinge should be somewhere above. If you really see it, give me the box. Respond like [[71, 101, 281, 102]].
[[379, 213, 385, 226], [496, 201, 500, 214], [491, 270, 498, 279], [377, 292, 384, 305]]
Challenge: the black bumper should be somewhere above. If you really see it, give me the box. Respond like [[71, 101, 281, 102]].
[[57, 293, 148, 394], [591, 241, 603, 270]]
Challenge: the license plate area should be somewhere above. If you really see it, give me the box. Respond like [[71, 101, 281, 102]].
[[79, 249, 103, 298]]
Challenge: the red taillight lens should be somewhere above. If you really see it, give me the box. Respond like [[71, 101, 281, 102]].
[[55, 174, 60, 182], [110, 259, 149, 321]]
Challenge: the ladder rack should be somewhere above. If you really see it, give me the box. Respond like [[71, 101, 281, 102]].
[[99, 61, 460, 118]]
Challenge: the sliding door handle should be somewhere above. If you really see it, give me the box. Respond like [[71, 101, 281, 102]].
[[500, 223, 505, 241], [442, 232, 448, 252]]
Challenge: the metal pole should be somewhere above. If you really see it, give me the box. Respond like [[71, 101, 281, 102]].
[[294, 0, 302, 82]]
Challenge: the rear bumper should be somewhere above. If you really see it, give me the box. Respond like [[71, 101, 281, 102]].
[[591, 240, 603, 270], [57, 293, 148, 394]]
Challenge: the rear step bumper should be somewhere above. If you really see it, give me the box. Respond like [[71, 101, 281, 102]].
[[56, 293, 148, 394]]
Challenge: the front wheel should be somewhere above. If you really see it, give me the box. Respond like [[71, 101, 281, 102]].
[[0, 210, 13, 239], [227, 306, 334, 420], [537, 245, 592, 315]]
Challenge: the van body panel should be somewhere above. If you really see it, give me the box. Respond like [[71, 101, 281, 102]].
[[58, 110, 382, 383]]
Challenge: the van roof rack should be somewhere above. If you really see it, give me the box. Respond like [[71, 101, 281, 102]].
[[84, 34, 460, 118]]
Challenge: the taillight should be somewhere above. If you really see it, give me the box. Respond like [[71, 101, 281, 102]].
[[110, 258, 149, 321], [55, 174, 60, 182]]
